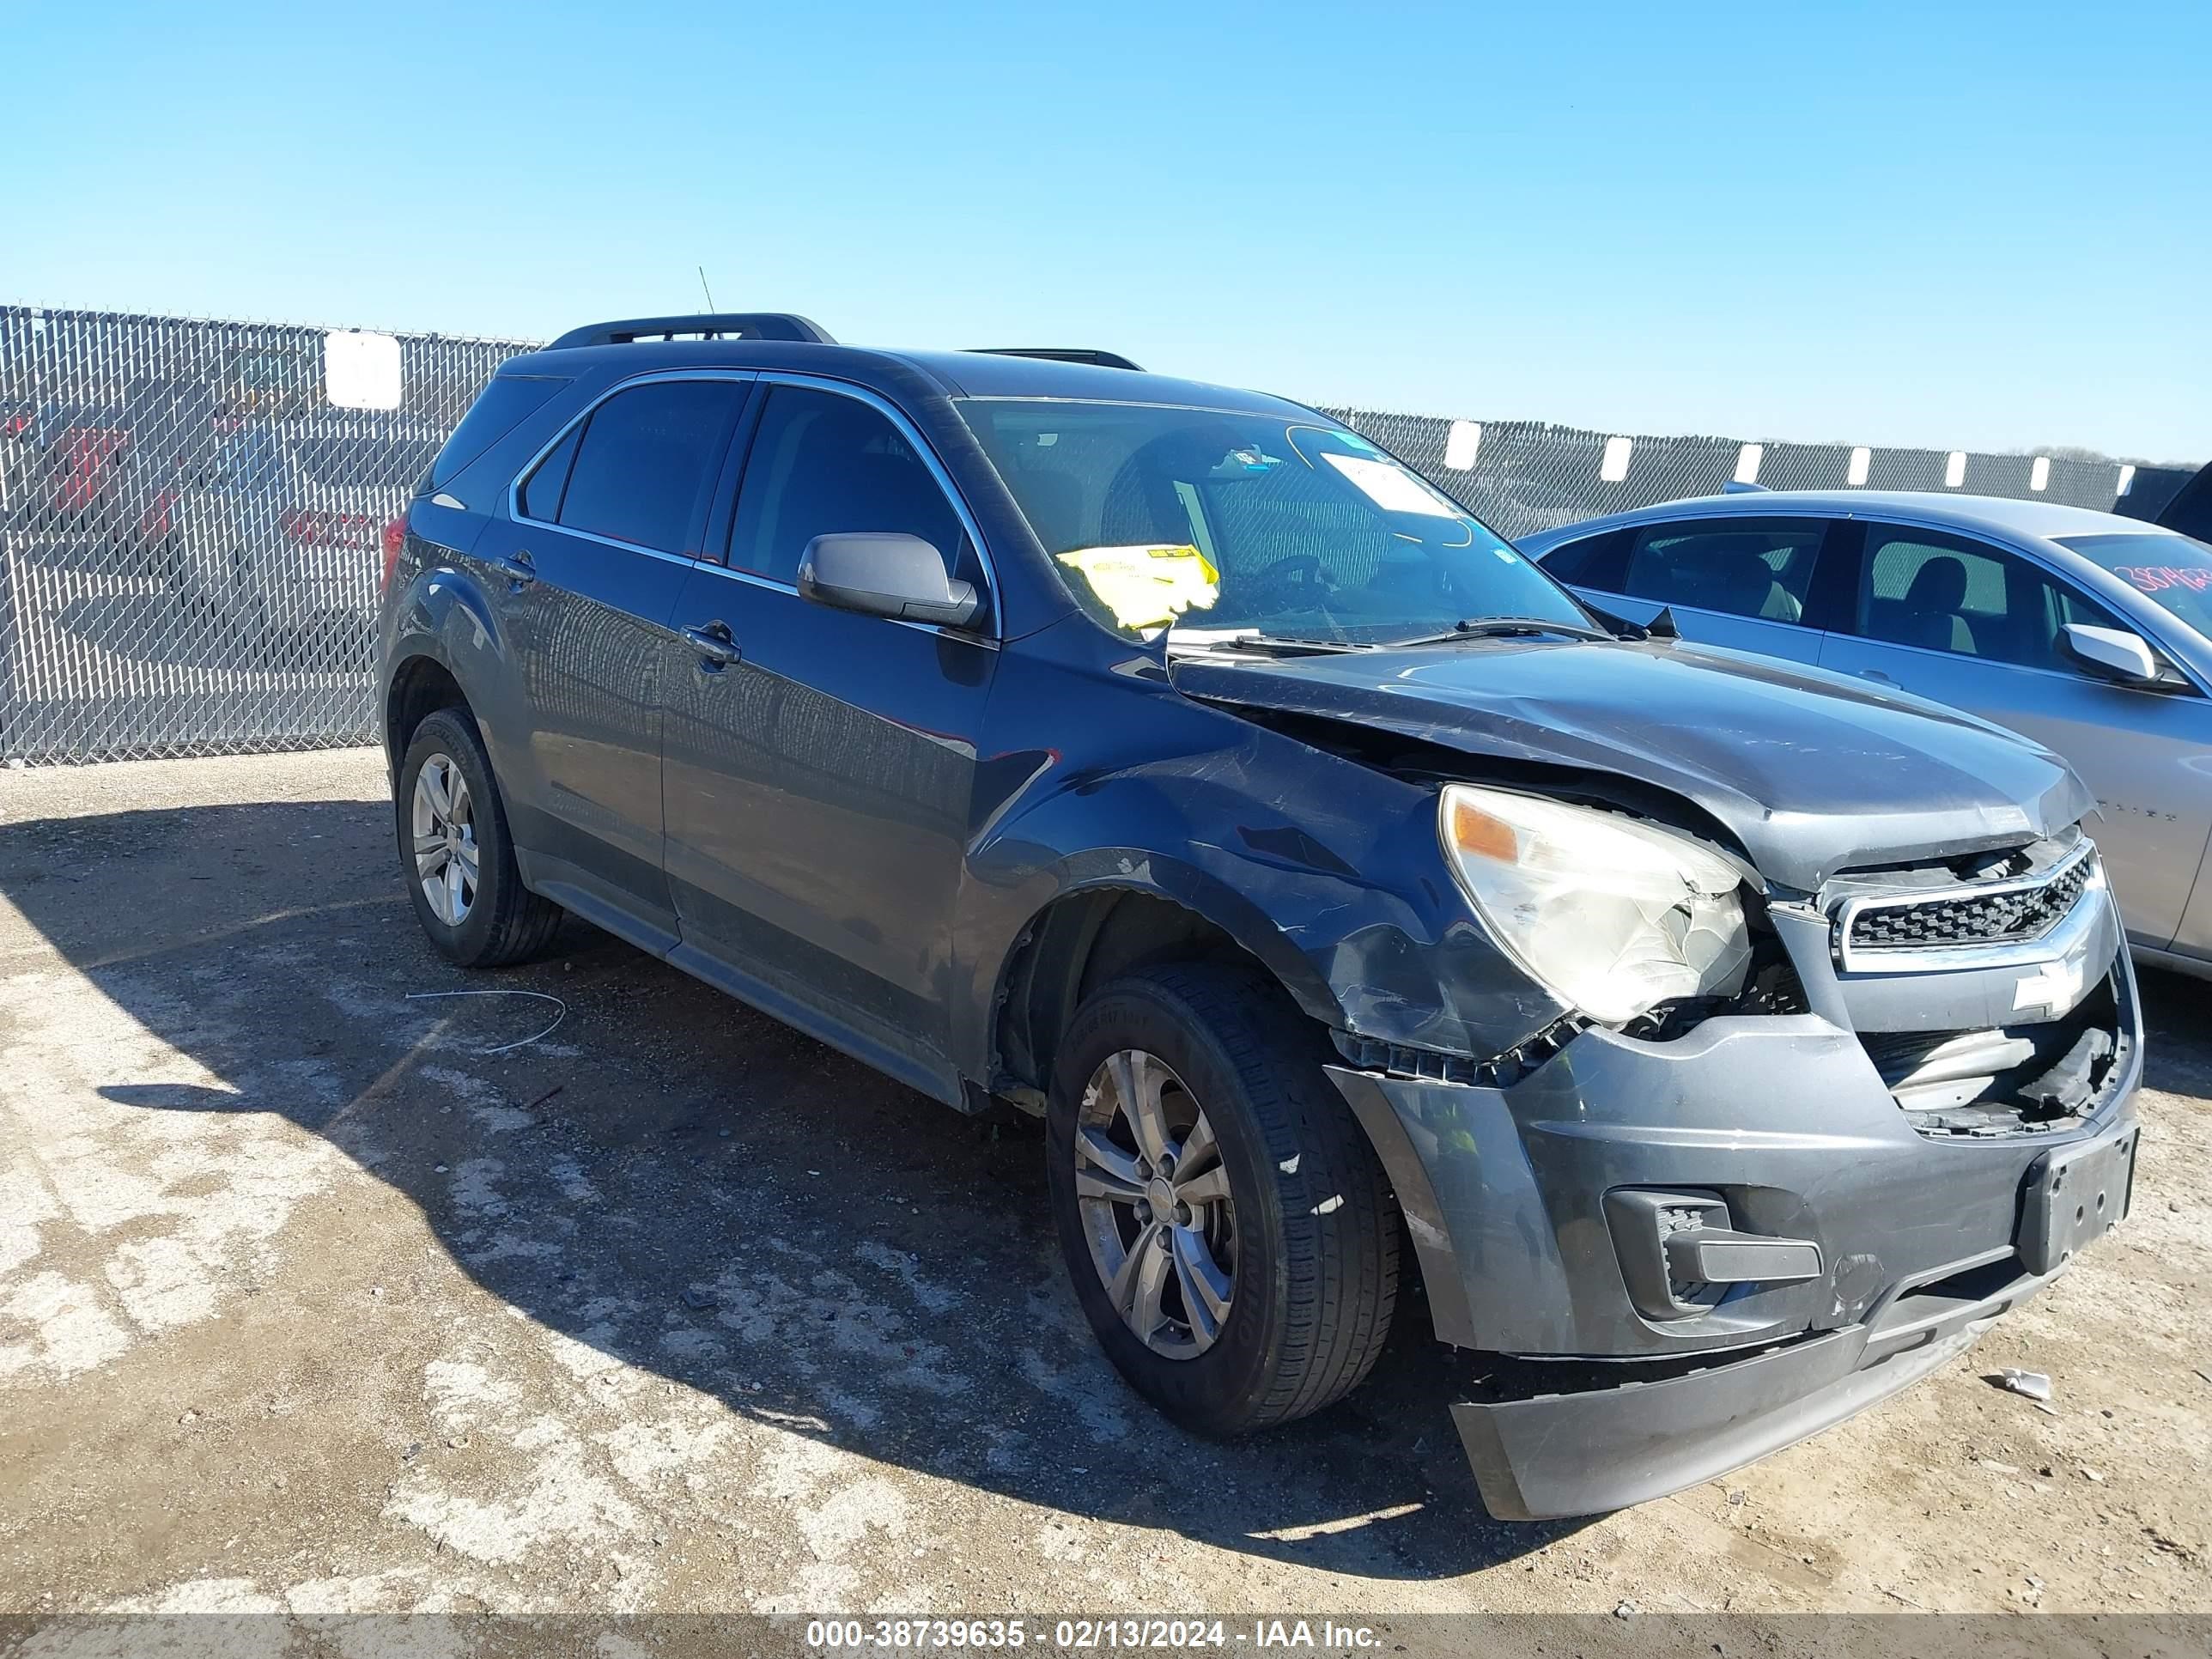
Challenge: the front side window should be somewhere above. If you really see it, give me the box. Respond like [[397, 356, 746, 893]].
[[730, 386, 972, 591], [550, 379, 744, 554], [1853, 526, 2122, 672], [956, 399, 1585, 641], [1622, 519, 1824, 623], [2057, 531, 2212, 643]]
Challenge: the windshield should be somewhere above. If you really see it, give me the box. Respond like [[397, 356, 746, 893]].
[[956, 398, 1589, 644], [2057, 531, 2212, 641]]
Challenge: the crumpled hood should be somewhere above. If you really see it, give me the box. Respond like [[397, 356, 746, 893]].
[[1170, 639, 2093, 890]]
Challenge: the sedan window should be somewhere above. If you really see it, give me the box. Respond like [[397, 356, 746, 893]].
[[1622, 520, 1824, 623], [1854, 526, 2124, 672], [1537, 527, 1628, 587]]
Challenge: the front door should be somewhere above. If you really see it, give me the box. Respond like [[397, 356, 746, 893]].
[[660, 380, 999, 1100], [1816, 521, 2212, 950], [486, 374, 749, 945]]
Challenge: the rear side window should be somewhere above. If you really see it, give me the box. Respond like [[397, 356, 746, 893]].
[[553, 380, 745, 555], [423, 374, 569, 492], [730, 386, 970, 588], [1624, 518, 1825, 623]]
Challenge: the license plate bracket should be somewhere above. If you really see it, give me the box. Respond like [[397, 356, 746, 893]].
[[2018, 1122, 2139, 1276]]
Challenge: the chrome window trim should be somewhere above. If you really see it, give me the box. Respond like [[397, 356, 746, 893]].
[[746, 370, 1002, 642], [506, 368, 761, 558], [1834, 838, 2104, 975]]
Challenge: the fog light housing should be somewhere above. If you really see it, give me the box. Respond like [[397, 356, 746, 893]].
[[1603, 1189, 1824, 1321]]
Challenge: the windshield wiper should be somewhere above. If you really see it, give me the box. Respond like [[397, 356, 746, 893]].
[[1167, 630, 1369, 657], [1385, 616, 1615, 647]]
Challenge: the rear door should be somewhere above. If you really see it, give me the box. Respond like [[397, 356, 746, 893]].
[[659, 378, 1000, 1102], [480, 372, 751, 945], [1552, 516, 1837, 667], [1817, 521, 2210, 948]]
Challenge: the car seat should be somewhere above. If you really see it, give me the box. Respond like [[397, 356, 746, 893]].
[[1893, 556, 1977, 653]]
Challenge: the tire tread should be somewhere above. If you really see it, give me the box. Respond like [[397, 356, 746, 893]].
[[1059, 962, 1399, 1433]]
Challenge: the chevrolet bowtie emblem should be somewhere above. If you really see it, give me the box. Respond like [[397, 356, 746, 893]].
[[2014, 955, 2087, 1016]]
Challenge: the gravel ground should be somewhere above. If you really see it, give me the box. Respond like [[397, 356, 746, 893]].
[[2, 748, 2208, 1629]]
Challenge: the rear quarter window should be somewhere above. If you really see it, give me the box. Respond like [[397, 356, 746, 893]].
[[1538, 527, 1627, 587], [422, 374, 571, 494]]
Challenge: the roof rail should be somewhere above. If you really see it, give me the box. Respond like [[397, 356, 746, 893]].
[[548, 313, 837, 349], [967, 348, 1145, 372]]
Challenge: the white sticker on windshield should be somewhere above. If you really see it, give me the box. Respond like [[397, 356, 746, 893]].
[[1322, 453, 1463, 518]]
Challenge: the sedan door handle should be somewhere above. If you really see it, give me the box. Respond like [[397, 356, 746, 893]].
[[1858, 667, 1895, 685], [682, 622, 741, 666], [495, 550, 537, 587]]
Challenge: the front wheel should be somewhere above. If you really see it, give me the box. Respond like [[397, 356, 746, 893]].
[[1046, 963, 1399, 1437], [394, 707, 562, 967]]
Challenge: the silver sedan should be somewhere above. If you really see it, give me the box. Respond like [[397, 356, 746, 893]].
[[1522, 491, 2212, 979]]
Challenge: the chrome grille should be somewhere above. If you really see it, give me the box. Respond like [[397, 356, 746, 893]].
[[1847, 853, 2092, 951]]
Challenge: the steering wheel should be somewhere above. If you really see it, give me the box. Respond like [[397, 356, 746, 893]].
[[1245, 552, 1332, 613]]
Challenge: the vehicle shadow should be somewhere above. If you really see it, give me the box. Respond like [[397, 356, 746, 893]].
[[3, 795, 1586, 1581]]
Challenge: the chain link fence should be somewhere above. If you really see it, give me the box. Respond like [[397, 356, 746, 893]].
[[1, 304, 2194, 764], [1, 307, 529, 763]]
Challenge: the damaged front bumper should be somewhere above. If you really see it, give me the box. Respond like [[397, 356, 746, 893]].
[[1325, 939, 2142, 1520], [1450, 1242, 2092, 1521]]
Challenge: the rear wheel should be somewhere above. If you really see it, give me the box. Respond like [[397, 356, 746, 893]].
[[1046, 963, 1398, 1436], [394, 708, 562, 967]]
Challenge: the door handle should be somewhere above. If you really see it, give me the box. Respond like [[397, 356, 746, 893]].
[[682, 622, 741, 666], [1858, 667, 1895, 685], [495, 550, 536, 587]]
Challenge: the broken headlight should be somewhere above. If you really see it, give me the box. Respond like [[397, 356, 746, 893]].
[[1438, 784, 1752, 1025]]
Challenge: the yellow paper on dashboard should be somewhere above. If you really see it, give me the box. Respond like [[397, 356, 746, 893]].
[[1055, 544, 1220, 632]]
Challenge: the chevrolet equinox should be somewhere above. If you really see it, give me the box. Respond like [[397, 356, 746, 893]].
[[377, 313, 2142, 1518]]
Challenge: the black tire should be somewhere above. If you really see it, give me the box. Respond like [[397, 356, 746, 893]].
[[394, 707, 562, 968], [1046, 962, 1399, 1437]]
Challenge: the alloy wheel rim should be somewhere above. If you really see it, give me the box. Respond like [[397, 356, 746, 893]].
[[410, 754, 478, 927], [1073, 1048, 1237, 1358]]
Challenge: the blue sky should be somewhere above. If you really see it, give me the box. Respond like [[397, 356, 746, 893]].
[[9, 1, 2208, 460]]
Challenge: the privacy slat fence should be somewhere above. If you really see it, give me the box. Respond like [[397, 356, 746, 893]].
[[1, 304, 2192, 764]]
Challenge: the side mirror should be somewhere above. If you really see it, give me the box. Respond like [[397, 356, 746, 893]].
[[2060, 622, 2165, 685], [797, 532, 979, 629]]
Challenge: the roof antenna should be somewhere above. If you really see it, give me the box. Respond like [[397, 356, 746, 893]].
[[696, 266, 717, 311]]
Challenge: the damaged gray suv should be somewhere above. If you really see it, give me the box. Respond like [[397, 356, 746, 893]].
[[379, 314, 2142, 1519]]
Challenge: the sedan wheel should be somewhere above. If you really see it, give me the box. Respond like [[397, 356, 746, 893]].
[[1073, 1048, 1237, 1358]]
